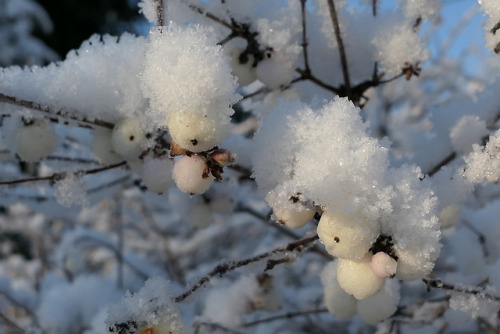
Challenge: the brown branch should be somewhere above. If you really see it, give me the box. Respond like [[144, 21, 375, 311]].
[[300, 0, 311, 74], [326, 0, 351, 97], [0, 93, 114, 129], [174, 235, 319, 303], [422, 278, 500, 302], [372, 0, 377, 17], [295, 68, 340, 95], [45, 156, 99, 164], [0, 313, 24, 333], [236, 204, 332, 260], [0, 161, 126, 186], [153, 0, 164, 26], [425, 152, 456, 177], [244, 308, 329, 327]]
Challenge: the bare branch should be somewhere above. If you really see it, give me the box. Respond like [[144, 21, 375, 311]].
[[422, 278, 500, 302], [425, 152, 456, 177], [326, 0, 351, 96], [174, 235, 320, 303], [299, 0, 311, 74], [153, 0, 164, 26], [0, 313, 25, 333], [0, 93, 114, 129], [0, 161, 126, 186], [236, 204, 332, 260]]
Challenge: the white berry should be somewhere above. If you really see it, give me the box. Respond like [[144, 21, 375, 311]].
[[167, 110, 228, 153], [337, 254, 385, 300], [172, 155, 213, 194], [226, 40, 257, 86], [111, 118, 148, 160], [273, 206, 315, 229], [370, 252, 398, 278], [142, 156, 174, 194], [356, 279, 400, 325], [90, 127, 122, 165], [256, 52, 295, 89], [321, 262, 357, 319], [14, 119, 58, 162], [394, 246, 433, 281], [317, 210, 380, 260]]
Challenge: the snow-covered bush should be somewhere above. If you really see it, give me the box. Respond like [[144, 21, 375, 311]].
[[0, 0, 499, 333]]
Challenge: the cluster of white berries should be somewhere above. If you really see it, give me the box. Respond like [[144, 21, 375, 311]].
[[321, 261, 400, 325], [90, 112, 236, 196]]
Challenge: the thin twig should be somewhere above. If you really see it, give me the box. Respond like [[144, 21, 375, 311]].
[[425, 152, 456, 177], [244, 308, 328, 327], [174, 235, 319, 303], [0, 313, 24, 333], [295, 68, 340, 94], [153, 0, 164, 26], [0, 93, 114, 129], [45, 156, 99, 164], [0, 161, 126, 186], [372, 0, 377, 17], [236, 204, 332, 260], [326, 0, 351, 97], [422, 278, 500, 302], [462, 220, 489, 259], [299, 0, 311, 74]]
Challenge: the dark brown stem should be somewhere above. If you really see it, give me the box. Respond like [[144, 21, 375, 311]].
[[154, 0, 164, 26], [0, 161, 126, 186], [174, 235, 319, 303], [0, 93, 114, 129], [236, 204, 332, 260], [300, 0, 311, 74], [426, 152, 456, 177], [295, 68, 340, 95], [0, 313, 24, 333], [326, 0, 351, 97]]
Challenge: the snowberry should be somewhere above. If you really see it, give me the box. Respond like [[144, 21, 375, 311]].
[[142, 156, 174, 194], [167, 110, 228, 153], [225, 38, 257, 86], [317, 210, 380, 260], [321, 262, 357, 319], [273, 206, 315, 229], [394, 246, 433, 281], [172, 155, 214, 194], [337, 254, 385, 300], [90, 127, 122, 165], [111, 118, 148, 160], [356, 280, 400, 325], [256, 52, 295, 89], [14, 119, 58, 162], [370, 252, 398, 278], [438, 204, 461, 228]]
